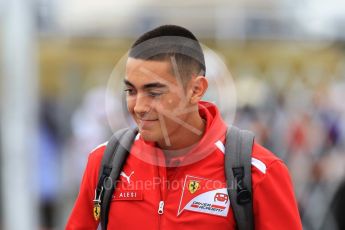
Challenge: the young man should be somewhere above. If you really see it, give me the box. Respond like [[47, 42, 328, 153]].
[[66, 25, 302, 229]]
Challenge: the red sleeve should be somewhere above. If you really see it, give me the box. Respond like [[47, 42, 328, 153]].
[[253, 160, 302, 230], [66, 147, 104, 230]]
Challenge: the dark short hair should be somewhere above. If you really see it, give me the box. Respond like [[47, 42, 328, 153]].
[[128, 25, 206, 84]]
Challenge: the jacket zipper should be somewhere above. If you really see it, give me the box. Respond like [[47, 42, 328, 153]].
[[156, 155, 183, 229], [157, 165, 165, 230], [158, 200, 164, 214]]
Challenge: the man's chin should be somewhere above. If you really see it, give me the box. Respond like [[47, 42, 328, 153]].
[[139, 129, 159, 142]]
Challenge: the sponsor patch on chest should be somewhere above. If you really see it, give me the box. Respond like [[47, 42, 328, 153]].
[[177, 175, 230, 217]]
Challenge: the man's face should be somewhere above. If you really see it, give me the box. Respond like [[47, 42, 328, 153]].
[[125, 57, 193, 146]]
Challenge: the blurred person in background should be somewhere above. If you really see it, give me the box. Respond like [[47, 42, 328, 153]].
[[38, 99, 62, 229], [325, 179, 345, 230], [63, 87, 114, 195], [66, 25, 302, 229], [61, 86, 124, 222]]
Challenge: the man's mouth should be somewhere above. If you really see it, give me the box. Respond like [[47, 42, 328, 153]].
[[137, 118, 159, 128], [139, 119, 158, 121]]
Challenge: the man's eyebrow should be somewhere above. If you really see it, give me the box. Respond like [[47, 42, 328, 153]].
[[142, 82, 168, 90], [124, 79, 134, 87], [124, 79, 168, 90]]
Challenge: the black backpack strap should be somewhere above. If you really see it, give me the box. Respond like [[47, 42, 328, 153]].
[[93, 128, 137, 230], [225, 126, 255, 230]]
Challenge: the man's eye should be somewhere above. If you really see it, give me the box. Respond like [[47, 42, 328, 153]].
[[148, 92, 163, 97], [124, 89, 135, 95]]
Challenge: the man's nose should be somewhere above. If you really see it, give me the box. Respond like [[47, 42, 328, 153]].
[[133, 93, 151, 115]]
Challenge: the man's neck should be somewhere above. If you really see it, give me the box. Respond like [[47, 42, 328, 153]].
[[157, 111, 206, 155]]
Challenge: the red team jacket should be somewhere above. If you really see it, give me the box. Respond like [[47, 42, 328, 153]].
[[67, 102, 302, 229]]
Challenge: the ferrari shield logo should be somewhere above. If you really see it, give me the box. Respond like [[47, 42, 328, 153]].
[[93, 203, 101, 221], [188, 180, 200, 194]]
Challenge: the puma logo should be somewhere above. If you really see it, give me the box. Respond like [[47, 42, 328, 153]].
[[120, 171, 134, 184]]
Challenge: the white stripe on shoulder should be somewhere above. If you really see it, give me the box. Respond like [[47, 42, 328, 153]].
[[90, 141, 108, 152], [215, 140, 225, 153], [251, 157, 266, 174], [135, 133, 140, 141], [216, 142, 266, 174]]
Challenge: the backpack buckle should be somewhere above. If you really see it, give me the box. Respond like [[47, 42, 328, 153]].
[[233, 167, 252, 205]]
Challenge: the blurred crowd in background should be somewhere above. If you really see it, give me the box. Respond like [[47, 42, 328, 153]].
[[2, 0, 345, 230]]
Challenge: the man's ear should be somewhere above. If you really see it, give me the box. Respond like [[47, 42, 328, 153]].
[[189, 76, 208, 105]]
